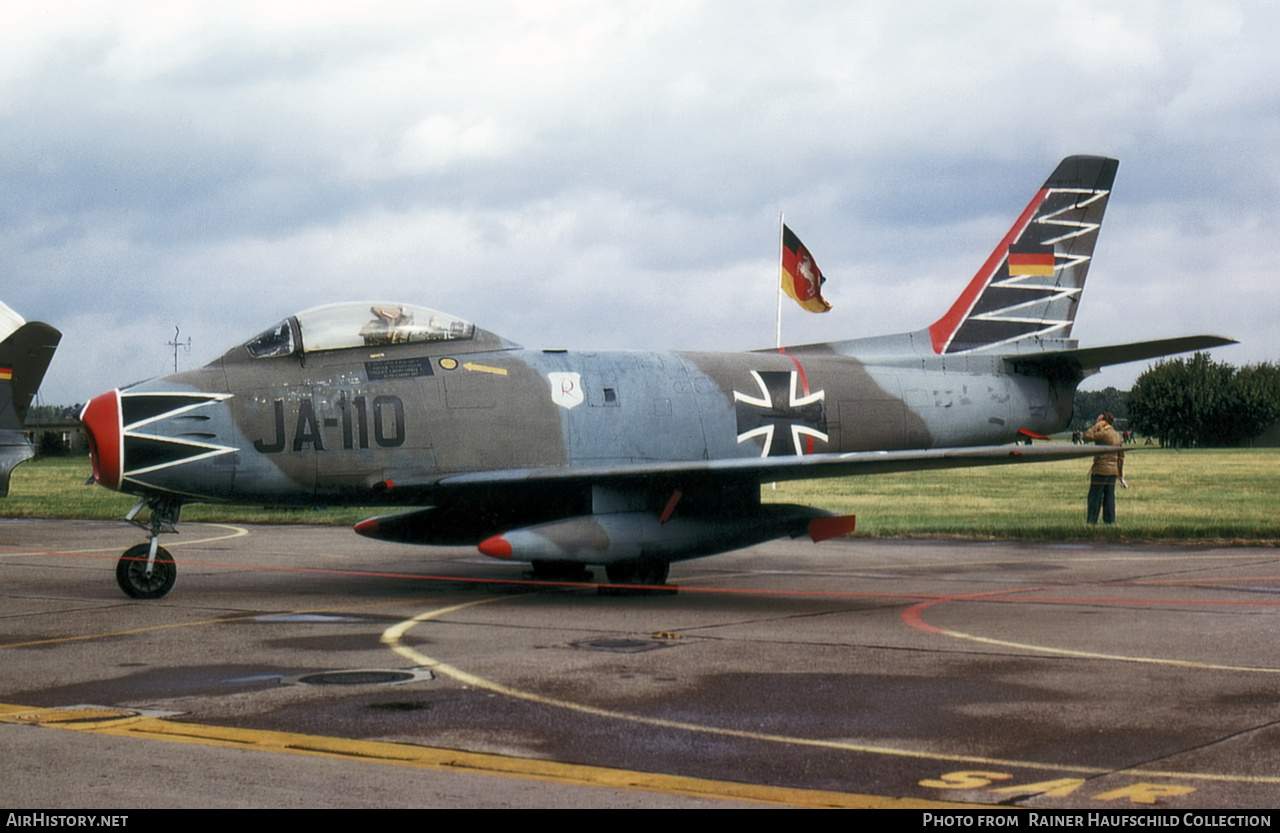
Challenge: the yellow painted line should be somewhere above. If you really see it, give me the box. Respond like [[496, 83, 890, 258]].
[[904, 595, 1280, 675], [462, 362, 508, 375], [0, 523, 249, 556], [383, 598, 1280, 787], [0, 702, 969, 808], [160, 524, 250, 549], [922, 622, 1280, 675]]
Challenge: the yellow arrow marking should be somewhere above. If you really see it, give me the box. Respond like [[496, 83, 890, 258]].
[[463, 362, 508, 375]]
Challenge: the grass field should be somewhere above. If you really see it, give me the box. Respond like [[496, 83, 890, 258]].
[[3, 449, 1277, 543], [2, 457, 371, 526], [766, 447, 1279, 543]]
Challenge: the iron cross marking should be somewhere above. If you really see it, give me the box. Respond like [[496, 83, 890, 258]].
[[733, 370, 828, 457]]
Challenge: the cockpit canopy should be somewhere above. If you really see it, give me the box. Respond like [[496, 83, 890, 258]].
[[244, 303, 476, 358]]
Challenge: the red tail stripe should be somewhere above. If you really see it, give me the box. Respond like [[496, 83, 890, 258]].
[[783, 353, 816, 454], [927, 187, 1048, 354]]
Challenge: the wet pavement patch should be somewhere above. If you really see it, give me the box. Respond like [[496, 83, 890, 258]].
[[571, 637, 668, 654], [293, 669, 433, 686], [254, 614, 367, 623], [367, 701, 432, 711]]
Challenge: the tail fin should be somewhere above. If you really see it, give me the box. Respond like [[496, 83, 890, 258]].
[[928, 156, 1119, 355], [0, 304, 62, 496]]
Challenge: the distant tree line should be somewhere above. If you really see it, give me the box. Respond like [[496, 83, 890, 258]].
[[1071, 355, 1280, 447], [1126, 354, 1280, 448], [27, 403, 83, 421], [1072, 387, 1128, 430]]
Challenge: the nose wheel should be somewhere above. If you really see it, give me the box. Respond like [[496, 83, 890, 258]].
[[116, 496, 183, 599], [116, 543, 176, 599]]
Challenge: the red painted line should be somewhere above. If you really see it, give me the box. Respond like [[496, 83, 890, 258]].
[[10, 546, 1280, 606], [902, 600, 946, 634], [935, 593, 1280, 608]]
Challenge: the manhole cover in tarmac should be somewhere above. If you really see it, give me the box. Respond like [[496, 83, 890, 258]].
[[571, 637, 666, 654], [297, 670, 417, 686]]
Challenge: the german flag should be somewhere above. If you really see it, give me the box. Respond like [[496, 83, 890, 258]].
[[0, 367, 11, 382], [1007, 244, 1055, 277], [781, 224, 831, 313]]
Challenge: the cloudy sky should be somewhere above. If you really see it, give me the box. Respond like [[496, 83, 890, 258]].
[[5, 0, 1276, 406]]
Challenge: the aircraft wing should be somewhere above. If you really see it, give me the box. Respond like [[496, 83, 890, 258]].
[[379, 442, 1110, 497]]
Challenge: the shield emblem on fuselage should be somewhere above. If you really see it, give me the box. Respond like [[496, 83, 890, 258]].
[[548, 372, 584, 410]]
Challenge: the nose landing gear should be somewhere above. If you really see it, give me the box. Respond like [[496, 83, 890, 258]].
[[116, 497, 182, 600]]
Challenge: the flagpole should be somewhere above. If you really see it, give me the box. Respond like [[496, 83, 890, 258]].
[[772, 213, 785, 492], [776, 212, 784, 350]]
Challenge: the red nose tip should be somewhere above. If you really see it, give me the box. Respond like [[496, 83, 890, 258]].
[[79, 390, 122, 491]]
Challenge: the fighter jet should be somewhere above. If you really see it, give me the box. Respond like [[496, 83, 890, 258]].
[[79, 156, 1232, 599], [0, 302, 62, 497]]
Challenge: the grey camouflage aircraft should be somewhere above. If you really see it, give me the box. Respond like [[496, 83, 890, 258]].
[[0, 302, 61, 496], [73, 155, 1231, 599]]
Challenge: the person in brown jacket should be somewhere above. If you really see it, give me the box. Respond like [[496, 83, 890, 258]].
[[1083, 412, 1125, 524]]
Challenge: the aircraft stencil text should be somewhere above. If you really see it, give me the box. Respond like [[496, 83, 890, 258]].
[[254, 392, 405, 453]]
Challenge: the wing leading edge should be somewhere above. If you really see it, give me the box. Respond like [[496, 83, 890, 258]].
[[376, 442, 1110, 495]]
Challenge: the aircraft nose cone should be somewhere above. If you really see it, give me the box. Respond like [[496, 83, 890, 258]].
[[79, 389, 122, 490]]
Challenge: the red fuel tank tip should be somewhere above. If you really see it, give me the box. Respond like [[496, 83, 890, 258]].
[[477, 534, 513, 559]]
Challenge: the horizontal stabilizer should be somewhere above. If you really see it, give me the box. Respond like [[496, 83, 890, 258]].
[[1006, 335, 1236, 380]]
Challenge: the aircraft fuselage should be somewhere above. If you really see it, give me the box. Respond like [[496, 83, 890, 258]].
[[97, 338, 1071, 508]]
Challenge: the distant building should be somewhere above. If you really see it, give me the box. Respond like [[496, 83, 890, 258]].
[[24, 416, 88, 456]]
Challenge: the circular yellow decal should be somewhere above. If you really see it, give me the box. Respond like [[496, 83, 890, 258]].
[[439, 357, 458, 370]]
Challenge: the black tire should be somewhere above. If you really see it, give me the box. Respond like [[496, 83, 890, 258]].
[[530, 561, 592, 581], [605, 559, 670, 586], [116, 544, 176, 600]]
